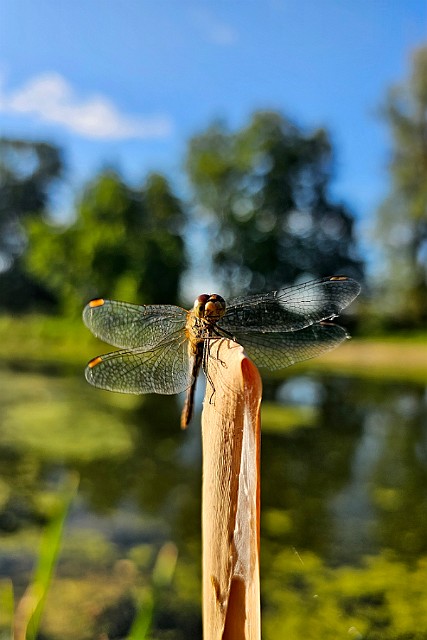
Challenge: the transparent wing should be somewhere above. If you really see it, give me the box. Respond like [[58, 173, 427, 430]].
[[226, 323, 349, 370], [85, 333, 194, 395], [219, 276, 360, 334], [83, 299, 188, 349]]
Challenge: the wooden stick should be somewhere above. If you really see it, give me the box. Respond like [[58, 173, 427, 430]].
[[201, 339, 262, 640]]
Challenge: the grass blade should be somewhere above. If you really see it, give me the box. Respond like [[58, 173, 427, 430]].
[[14, 473, 79, 640]]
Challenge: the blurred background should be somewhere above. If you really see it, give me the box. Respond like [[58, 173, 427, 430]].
[[1, 1, 427, 638]]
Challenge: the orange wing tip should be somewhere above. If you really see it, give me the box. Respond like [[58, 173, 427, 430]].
[[329, 275, 348, 281], [88, 356, 103, 369], [89, 298, 105, 308]]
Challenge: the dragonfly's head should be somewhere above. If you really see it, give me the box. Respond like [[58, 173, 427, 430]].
[[193, 293, 226, 323]]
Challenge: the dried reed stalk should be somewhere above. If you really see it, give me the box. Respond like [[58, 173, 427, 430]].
[[201, 339, 262, 640]]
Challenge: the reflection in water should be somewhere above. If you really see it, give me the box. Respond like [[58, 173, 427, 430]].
[[263, 376, 427, 563], [0, 363, 427, 638]]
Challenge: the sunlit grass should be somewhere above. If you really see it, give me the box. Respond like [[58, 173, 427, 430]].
[[13, 475, 78, 640], [4, 475, 179, 640], [1, 314, 426, 382], [0, 314, 96, 366], [127, 542, 178, 640], [38, 537, 178, 640], [306, 336, 427, 382], [0, 579, 14, 639]]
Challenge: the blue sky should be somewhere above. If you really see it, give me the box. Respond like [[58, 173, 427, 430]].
[[1, 0, 426, 277]]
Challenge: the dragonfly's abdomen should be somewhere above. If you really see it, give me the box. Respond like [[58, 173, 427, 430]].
[[181, 342, 204, 429]]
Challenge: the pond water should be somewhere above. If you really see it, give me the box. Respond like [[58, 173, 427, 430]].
[[1, 361, 427, 639]]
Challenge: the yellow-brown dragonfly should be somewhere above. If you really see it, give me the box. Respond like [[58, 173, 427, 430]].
[[83, 275, 360, 428]]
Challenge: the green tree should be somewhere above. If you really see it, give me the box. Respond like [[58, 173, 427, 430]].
[[0, 138, 63, 311], [376, 47, 427, 326], [186, 111, 363, 295], [26, 170, 186, 315]]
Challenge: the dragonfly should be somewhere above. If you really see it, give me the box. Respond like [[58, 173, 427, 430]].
[[83, 275, 360, 428]]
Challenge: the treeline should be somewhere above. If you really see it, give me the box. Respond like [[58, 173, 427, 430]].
[[0, 141, 186, 314], [0, 113, 364, 317], [1, 47, 426, 328]]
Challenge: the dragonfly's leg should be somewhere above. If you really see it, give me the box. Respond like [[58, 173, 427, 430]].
[[213, 340, 227, 368], [203, 336, 236, 404], [207, 331, 232, 367], [212, 324, 237, 343], [202, 341, 217, 406]]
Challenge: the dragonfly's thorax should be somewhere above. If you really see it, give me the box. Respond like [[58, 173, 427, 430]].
[[186, 294, 226, 347]]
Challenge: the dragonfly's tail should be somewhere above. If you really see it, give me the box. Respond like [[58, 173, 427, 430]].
[[181, 379, 197, 429]]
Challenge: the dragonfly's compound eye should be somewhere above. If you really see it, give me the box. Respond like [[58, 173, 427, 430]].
[[204, 294, 226, 322], [193, 294, 210, 318]]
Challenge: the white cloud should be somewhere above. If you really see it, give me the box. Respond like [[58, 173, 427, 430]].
[[192, 8, 238, 46], [209, 23, 238, 46], [0, 73, 173, 140]]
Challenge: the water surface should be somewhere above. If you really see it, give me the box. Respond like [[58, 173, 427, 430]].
[[1, 362, 426, 639]]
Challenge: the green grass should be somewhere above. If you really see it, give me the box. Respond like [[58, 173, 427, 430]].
[[304, 335, 427, 382], [14, 475, 78, 640], [0, 314, 95, 367], [0, 579, 14, 639], [1, 314, 427, 382]]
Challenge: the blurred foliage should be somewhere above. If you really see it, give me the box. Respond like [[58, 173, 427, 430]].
[[186, 111, 363, 295], [376, 46, 427, 327], [0, 138, 63, 312], [26, 170, 186, 315]]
